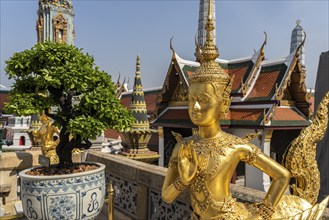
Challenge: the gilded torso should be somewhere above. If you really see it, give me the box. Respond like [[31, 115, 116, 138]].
[[173, 132, 259, 219]]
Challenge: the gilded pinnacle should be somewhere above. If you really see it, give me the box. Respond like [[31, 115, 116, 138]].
[[202, 0, 219, 62], [129, 54, 150, 130], [190, 0, 230, 85]]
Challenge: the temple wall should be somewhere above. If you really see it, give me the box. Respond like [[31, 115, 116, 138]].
[[87, 151, 329, 219], [0, 151, 41, 203]]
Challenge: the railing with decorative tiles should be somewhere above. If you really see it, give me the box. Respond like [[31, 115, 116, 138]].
[[87, 151, 190, 219], [86, 151, 329, 220]]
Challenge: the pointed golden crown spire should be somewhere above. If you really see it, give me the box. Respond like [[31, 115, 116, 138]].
[[189, 0, 230, 85]]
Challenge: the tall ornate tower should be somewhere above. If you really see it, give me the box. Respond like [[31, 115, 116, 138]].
[[36, 0, 75, 45], [290, 20, 305, 67], [197, 0, 216, 48]]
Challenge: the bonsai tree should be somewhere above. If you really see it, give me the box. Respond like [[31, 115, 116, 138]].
[[5, 42, 134, 168]]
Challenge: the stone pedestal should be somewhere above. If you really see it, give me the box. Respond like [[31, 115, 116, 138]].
[[158, 127, 164, 167]]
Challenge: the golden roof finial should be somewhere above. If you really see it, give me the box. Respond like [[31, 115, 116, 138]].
[[189, 0, 230, 85], [170, 37, 176, 59]]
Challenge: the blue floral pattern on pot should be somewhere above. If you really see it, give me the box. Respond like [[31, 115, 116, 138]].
[[48, 195, 76, 219], [19, 163, 105, 220]]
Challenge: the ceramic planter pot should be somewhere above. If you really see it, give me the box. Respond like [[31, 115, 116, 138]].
[[19, 162, 105, 220]]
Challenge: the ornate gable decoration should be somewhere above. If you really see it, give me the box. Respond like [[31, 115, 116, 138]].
[[171, 81, 188, 102]]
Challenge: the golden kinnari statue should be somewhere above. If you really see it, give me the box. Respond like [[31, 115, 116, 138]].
[[32, 112, 60, 164], [162, 0, 329, 219]]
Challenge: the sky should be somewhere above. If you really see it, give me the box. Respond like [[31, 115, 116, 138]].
[[1, 0, 328, 90]]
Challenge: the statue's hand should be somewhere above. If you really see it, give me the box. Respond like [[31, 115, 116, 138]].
[[178, 140, 198, 185]]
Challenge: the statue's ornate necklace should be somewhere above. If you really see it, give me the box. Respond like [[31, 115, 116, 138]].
[[186, 133, 239, 213]]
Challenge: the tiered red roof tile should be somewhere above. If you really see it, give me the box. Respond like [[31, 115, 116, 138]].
[[227, 66, 249, 91], [248, 70, 281, 99], [120, 92, 159, 115], [272, 108, 306, 121], [226, 109, 263, 121]]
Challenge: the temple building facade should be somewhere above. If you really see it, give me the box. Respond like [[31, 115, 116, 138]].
[[36, 0, 75, 45]]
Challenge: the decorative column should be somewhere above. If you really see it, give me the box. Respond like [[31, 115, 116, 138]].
[[245, 130, 272, 191], [120, 55, 160, 163], [0, 124, 4, 154], [158, 126, 164, 167]]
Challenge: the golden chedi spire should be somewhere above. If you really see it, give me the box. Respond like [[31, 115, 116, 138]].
[[191, 0, 230, 86]]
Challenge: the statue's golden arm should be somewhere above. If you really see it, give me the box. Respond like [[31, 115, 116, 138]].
[[240, 144, 291, 207], [162, 143, 184, 203]]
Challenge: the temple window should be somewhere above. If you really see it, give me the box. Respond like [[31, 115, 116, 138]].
[[19, 136, 26, 146], [58, 29, 63, 42], [53, 13, 67, 43]]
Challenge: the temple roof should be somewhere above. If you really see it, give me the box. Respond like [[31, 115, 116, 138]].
[[155, 37, 311, 129], [120, 87, 161, 118], [152, 105, 310, 129]]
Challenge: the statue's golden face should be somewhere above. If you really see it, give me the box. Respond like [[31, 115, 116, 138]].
[[40, 114, 50, 123], [188, 83, 222, 127]]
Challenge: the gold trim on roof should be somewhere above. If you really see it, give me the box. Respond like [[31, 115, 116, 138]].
[[276, 32, 306, 101], [241, 32, 267, 95]]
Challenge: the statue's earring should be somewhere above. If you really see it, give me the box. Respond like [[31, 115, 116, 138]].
[[220, 98, 230, 118]]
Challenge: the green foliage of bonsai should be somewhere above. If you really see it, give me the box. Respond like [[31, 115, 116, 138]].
[[5, 42, 134, 167]]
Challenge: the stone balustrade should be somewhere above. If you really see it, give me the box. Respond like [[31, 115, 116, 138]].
[[87, 151, 329, 219]]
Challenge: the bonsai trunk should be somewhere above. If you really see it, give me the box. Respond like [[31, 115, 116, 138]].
[[56, 127, 92, 168]]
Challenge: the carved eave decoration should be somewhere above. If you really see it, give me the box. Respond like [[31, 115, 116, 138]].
[[53, 13, 67, 43], [159, 39, 189, 108], [171, 81, 188, 105], [241, 32, 267, 96], [263, 104, 277, 126], [275, 33, 311, 117]]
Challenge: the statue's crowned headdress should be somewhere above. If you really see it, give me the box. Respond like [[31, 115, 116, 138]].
[[188, 0, 231, 86]]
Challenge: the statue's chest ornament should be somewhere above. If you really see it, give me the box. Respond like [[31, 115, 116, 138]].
[[189, 134, 236, 174], [185, 134, 238, 213]]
